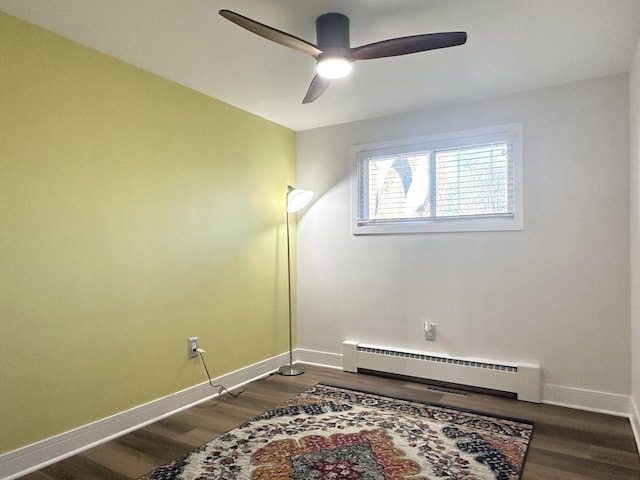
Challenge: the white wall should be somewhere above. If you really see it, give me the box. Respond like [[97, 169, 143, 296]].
[[296, 75, 631, 405], [630, 39, 640, 439]]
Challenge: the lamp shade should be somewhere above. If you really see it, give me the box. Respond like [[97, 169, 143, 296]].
[[287, 186, 314, 213]]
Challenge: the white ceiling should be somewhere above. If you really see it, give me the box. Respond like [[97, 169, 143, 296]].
[[2, 0, 640, 131]]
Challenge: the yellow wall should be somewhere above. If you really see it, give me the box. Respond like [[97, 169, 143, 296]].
[[0, 12, 296, 453]]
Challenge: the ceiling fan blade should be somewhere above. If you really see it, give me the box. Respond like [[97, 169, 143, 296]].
[[302, 75, 332, 104], [219, 10, 322, 58], [351, 31, 467, 61]]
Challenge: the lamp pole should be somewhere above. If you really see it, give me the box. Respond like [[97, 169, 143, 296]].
[[278, 186, 312, 376]]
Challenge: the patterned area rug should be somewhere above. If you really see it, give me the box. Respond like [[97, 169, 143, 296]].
[[138, 384, 533, 480]]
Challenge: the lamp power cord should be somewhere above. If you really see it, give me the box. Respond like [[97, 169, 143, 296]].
[[196, 346, 278, 399], [197, 349, 245, 398]]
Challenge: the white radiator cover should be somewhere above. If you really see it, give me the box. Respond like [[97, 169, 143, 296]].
[[342, 341, 542, 403]]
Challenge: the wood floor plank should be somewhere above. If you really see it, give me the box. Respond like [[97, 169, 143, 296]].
[[526, 447, 640, 479], [590, 444, 640, 471], [114, 429, 193, 461], [15, 472, 54, 480], [34, 455, 130, 480], [78, 441, 165, 479], [18, 365, 640, 479]]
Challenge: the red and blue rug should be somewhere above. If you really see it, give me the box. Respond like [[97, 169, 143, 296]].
[[138, 384, 533, 480]]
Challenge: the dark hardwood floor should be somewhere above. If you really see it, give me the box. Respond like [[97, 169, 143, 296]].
[[20, 365, 640, 479]]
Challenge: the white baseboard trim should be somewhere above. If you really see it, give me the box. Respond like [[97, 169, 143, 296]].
[[630, 396, 640, 454], [0, 352, 289, 480], [297, 348, 343, 369], [542, 384, 631, 417]]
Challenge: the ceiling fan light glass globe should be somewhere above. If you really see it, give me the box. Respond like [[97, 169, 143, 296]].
[[317, 56, 352, 79]]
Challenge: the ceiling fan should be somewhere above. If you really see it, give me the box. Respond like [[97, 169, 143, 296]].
[[219, 9, 467, 104]]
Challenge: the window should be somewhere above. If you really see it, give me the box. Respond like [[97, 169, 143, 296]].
[[352, 124, 523, 234]]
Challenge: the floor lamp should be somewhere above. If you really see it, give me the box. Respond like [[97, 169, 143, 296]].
[[278, 185, 313, 376]]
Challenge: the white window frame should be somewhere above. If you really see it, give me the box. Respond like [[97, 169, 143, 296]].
[[352, 123, 523, 235]]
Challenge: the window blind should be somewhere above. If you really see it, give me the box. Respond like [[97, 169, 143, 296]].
[[358, 140, 514, 224]]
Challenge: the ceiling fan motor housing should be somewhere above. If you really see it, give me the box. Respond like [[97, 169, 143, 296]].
[[316, 13, 350, 50]]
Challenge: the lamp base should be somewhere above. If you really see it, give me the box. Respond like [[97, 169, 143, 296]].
[[277, 364, 305, 376]]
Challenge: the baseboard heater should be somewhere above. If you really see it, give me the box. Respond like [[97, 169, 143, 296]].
[[342, 341, 542, 403]]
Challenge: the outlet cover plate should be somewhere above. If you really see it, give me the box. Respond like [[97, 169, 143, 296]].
[[425, 322, 436, 341], [187, 336, 199, 358]]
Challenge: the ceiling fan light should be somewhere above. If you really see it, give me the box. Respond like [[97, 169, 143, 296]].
[[317, 56, 352, 79]]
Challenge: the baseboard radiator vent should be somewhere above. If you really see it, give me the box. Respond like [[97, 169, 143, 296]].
[[342, 341, 541, 403]]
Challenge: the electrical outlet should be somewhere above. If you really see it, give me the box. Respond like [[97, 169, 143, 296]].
[[187, 336, 199, 358], [424, 321, 436, 341]]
